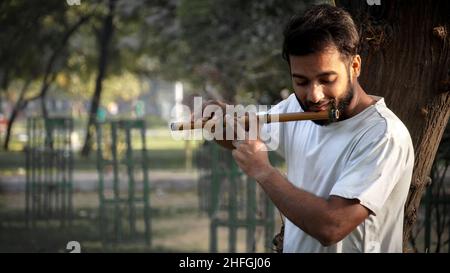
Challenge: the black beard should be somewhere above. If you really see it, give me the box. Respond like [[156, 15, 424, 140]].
[[295, 82, 354, 126]]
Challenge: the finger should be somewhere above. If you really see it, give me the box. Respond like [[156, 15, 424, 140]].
[[238, 139, 265, 153], [201, 115, 211, 122], [254, 139, 268, 152], [202, 100, 218, 109], [207, 115, 221, 133], [202, 100, 226, 113], [201, 100, 226, 122], [235, 139, 254, 150], [232, 140, 242, 149], [211, 100, 228, 109], [232, 148, 245, 163], [236, 141, 253, 156]]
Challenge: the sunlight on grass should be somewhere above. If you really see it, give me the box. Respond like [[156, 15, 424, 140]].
[[143, 128, 203, 150], [1, 123, 205, 152]]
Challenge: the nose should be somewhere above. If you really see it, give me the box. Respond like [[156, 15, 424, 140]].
[[306, 82, 325, 104]]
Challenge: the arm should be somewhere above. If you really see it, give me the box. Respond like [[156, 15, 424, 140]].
[[257, 167, 369, 246], [232, 139, 370, 246]]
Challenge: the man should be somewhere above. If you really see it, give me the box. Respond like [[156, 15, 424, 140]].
[[201, 4, 414, 252]]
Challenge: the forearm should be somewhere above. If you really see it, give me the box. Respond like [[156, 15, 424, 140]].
[[256, 168, 345, 246], [230, 140, 368, 246]]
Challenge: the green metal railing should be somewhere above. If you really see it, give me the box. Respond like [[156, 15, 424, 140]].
[[196, 142, 283, 253], [25, 117, 74, 228], [95, 119, 151, 246]]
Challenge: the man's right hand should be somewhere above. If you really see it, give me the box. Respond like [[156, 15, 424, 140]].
[[191, 99, 235, 150]]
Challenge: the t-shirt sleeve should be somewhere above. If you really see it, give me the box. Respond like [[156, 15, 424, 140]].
[[329, 124, 410, 216]]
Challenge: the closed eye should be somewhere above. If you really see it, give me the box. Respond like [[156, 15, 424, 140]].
[[296, 81, 309, 87], [319, 79, 336, 85]]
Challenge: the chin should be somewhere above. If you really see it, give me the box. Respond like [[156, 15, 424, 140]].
[[312, 120, 330, 126]]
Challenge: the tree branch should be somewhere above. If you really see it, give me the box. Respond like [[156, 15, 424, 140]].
[[2, 13, 93, 150]]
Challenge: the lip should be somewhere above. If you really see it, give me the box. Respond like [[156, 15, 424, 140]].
[[309, 108, 327, 112], [309, 104, 329, 112]]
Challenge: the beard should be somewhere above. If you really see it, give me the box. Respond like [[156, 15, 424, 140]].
[[295, 78, 354, 126]]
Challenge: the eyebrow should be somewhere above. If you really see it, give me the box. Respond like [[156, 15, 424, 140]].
[[292, 71, 338, 79]]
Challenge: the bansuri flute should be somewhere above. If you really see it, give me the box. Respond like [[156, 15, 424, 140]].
[[170, 103, 340, 131]]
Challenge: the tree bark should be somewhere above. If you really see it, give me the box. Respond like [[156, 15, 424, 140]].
[[337, 0, 450, 251], [81, 0, 116, 156], [3, 80, 31, 150]]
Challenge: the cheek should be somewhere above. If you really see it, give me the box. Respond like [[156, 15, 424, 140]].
[[328, 81, 349, 98], [293, 89, 307, 101], [291, 82, 307, 99]]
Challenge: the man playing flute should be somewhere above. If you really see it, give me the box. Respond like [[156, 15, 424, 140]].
[[197, 4, 414, 253]]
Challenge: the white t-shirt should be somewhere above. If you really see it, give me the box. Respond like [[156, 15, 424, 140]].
[[261, 94, 414, 253]]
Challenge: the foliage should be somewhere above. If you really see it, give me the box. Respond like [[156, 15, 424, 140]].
[[141, 0, 329, 103], [1, 0, 331, 108]]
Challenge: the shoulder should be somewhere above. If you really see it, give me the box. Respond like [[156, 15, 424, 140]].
[[373, 101, 412, 146], [269, 93, 302, 114], [355, 99, 413, 155]]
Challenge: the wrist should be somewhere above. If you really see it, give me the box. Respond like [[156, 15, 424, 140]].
[[255, 166, 278, 185]]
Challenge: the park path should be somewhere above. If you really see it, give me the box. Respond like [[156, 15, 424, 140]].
[[0, 170, 199, 192]]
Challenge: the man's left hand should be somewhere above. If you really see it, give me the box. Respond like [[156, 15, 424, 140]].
[[231, 139, 274, 182]]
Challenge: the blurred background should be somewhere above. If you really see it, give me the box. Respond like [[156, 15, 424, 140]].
[[0, 0, 448, 253]]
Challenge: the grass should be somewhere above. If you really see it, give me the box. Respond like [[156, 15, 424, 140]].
[[0, 127, 203, 174], [0, 190, 280, 253], [0, 149, 197, 175], [0, 123, 284, 253], [0, 190, 204, 252], [1, 125, 201, 151]]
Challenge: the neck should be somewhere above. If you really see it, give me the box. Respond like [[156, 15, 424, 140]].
[[344, 81, 376, 118]]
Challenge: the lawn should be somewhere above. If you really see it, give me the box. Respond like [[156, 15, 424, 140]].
[[0, 123, 282, 253], [0, 190, 279, 253], [0, 127, 204, 174]]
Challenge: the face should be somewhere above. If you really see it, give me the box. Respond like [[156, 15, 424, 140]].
[[289, 47, 359, 126]]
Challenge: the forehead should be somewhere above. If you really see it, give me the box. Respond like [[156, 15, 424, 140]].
[[289, 47, 347, 77]]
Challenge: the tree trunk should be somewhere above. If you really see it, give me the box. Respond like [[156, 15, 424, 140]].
[[1, 14, 91, 151], [3, 80, 31, 150], [38, 14, 92, 121], [337, 0, 450, 251], [81, 0, 116, 156]]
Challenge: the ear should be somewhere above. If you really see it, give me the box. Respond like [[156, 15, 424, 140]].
[[351, 55, 361, 78]]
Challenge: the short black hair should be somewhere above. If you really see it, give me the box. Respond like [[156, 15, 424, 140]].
[[282, 4, 359, 63]]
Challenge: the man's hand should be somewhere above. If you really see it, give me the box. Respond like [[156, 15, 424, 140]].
[[231, 138, 275, 182], [190, 99, 227, 126], [189, 99, 237, 150], [227, 111, 273, 181]]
